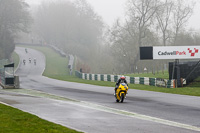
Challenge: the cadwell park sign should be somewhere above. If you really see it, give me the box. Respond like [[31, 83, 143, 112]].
[[140, 46, 200, 87], [140, 46, 200, 60]]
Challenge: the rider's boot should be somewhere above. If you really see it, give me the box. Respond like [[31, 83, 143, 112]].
[[114, 88, 117, 97]]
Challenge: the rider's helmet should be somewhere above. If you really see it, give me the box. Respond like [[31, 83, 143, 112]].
[[120, 76, 125, 80]]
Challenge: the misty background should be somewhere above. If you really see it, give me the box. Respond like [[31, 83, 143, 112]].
[[1, 0, 200, 75]]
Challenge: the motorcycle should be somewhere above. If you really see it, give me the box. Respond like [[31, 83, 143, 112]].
[[115, 83, 128, 103], [25, 48, 28, 53], [34, 58, 36, 65], [23, 59, 26, 65]]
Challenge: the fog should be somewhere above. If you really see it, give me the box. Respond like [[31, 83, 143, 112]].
[[1, 0, 200, 74], [25, 0, 200, 29]]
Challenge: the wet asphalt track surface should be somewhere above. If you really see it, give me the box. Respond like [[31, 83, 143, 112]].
[[0, 47, 200, 133]]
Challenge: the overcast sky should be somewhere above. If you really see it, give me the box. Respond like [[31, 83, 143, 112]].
[[26, 0, 200, 30], [86, 0, 126, 26]]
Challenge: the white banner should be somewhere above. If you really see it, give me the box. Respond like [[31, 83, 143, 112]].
[[153, 46, 200, 59]]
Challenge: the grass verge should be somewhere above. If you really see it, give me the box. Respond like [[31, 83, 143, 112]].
[[17, 45, 200, 96], [126, 71, 169, 79], [0, 103, 82, 133]]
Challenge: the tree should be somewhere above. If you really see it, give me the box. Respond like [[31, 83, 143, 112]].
[[109, 20, 136, 73], [33, 0, 103, 72], [108, 0, 159, 73], [127, 0, 159, 46], [0, 0, 31, 59], [108, 0, 196, 74], [172, 0, 194, 45], [174, 30, 200, 46], [156, 0, 173, 46]]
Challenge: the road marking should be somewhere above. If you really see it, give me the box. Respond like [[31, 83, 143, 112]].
[[1, 89, 200, 132]]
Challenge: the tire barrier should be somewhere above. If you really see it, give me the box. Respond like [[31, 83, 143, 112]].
[[75, 71, 175, 88]]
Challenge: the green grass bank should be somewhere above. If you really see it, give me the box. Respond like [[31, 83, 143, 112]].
[[126, 71, 169, 79], [0, 103, 82, 133]]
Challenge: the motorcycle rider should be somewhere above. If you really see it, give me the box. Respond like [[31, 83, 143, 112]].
[[114, 75, 128, 94], [29, 58, 31, 63], [34, 58, 36, 65], [23, 59, 26, 65], [25, 48, 28, 53]]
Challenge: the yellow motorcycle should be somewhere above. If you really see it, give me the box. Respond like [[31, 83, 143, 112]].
[[115, 83, 128, 103]]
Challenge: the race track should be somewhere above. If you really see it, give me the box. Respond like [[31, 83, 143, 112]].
[[0, 47, 200, 133]]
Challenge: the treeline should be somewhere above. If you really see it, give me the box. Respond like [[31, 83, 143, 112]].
[[1, 0, 199, 74], [32, 0, 104, 73], [0, 0, 31, 60], [106, 0, 199, 74], [28, 0, 200, 74]]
